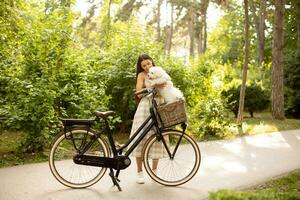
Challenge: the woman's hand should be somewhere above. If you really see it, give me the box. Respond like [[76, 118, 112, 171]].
[[134, 88, 148, 96], [155, 83, 167, 88]]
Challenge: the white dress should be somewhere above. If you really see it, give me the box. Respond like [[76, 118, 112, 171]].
[[129, 75, 166, 158]]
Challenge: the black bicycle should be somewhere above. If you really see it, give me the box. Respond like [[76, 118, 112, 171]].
[[49, 88, 201, 191]]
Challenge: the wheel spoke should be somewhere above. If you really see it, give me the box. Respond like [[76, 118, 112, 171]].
[[49, 130, 108, 188], [143, 131, 201, 186]]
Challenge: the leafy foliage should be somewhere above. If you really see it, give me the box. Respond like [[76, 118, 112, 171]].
[[187, 57, 231, 138], [284, 50, 300, 118], [0, 1, 110, 152], [0, 0, 299, 153], [283, 3, 300, 118], [221, 84, 270, 118]]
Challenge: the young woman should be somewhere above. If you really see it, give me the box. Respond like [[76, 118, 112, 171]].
[[130, 54, 165, 184]]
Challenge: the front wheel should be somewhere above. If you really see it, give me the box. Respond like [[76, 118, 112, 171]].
[[142, 130, 201, 186], [49, 129, 109, 188]]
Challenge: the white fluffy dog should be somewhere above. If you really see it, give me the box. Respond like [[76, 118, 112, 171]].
[[148, 66, 184, 103]]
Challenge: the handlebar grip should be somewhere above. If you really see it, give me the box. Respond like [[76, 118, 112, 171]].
[[135, 88, 151, 96]]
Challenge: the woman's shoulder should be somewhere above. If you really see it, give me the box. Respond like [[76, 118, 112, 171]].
[[137, 72, 146, 80]]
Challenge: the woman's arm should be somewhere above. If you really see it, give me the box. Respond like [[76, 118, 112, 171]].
[[135, 73, 145, 99]]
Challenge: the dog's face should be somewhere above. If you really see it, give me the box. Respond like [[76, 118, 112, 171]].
[[148, 67, 170, 80]]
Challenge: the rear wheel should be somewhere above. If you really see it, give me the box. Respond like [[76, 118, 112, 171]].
[[143, 130, 201, 186], [49, 129, 109, 188]]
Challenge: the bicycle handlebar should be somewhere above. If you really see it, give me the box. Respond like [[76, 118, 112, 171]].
[[135, 88, 158, 97], [135, 88, 153, 96]]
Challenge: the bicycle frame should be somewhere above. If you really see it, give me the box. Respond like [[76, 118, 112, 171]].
[[67, 91, 185, 160], [104, 106, 163, 158], [64, 94, 185, 162]]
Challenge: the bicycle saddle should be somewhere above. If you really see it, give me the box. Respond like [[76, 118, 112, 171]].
[[94, 111, 114, 119]]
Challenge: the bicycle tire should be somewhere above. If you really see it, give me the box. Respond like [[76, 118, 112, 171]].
[[142, 130, 201, 186], [49, 129, 110, 188]]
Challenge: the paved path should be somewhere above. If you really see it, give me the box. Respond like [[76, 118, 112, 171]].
[[1, 129, 300, 200]]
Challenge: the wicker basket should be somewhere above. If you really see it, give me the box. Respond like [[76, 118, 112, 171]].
[[156, 99, 187, 128]]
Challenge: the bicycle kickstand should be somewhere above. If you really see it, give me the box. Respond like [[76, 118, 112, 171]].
[[109, 168, 122, 191]]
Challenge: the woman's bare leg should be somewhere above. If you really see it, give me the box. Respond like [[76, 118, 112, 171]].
[[152, 159, 159, 170], [137, 157, 159, 171], [136, 157, 143, 172]]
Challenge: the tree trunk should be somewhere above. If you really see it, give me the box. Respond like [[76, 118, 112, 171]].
[[196, 0, 209, 55], [107, 0, 112, 28], [80, 4, 97, 28], [156, 0, 163, 42], [297, 3, 300, 48], [165, 2, 174, 55], [271, 0, 285, 120], [202, 0, 209, 53], [114, 0, 136, 22], [249, 0, 266, 67], [188, 2, 195, 58], [237, 0, 250, 126], [203, 11, 207, 53], [258, 0, 266, 65], [197, 17, 203, 55]]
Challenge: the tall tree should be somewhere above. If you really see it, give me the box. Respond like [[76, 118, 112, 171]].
[[271, 0, 285, 119], [237, 0, 250, 126], [197, 0, 228, 55], [249, 0, 266, 67], [114, 0, 143, 22], [188, 0, 196, 57], [195, 0, 209, 54], [156, 0, 163, 41], [202, 0, 209, 53], [165, 2, 174, 54]]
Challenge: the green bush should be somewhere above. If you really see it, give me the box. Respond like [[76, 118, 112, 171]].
[[185, 57, 231, 139], [221, 84, 270, 118], [284, 50, 300, 118], [0, 3, 110, 152], [190, 97, 230, 139]]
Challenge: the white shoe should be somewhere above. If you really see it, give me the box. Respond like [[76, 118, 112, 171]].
[[153, 169, 158, 175], [136, 171, 145, 184]]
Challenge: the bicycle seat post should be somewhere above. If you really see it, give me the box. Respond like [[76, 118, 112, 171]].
[[104, 118, 118, 156]]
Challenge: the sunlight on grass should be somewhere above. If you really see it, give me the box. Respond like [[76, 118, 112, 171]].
[[243, 122, 279, 135], [210, 170, 300, 199], [227, 112, 300, 136]]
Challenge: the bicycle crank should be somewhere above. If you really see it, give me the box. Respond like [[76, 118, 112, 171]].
[[73, 155, 131, 170]]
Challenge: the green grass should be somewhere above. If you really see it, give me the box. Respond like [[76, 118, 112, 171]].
[[240, 112, 300, 135], [209, 170, 300, 200], [0, 131, 49, 167], [0, 131, 22, 153], [191, 112, 300, 141], [220, 112, 300, 140]]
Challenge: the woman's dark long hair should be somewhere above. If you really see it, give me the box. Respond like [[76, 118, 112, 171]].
[[135, 54, 155, 82], [134, 54, 155, 104]]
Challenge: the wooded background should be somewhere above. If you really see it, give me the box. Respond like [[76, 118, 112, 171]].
[[0, 0, 299, 153]]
